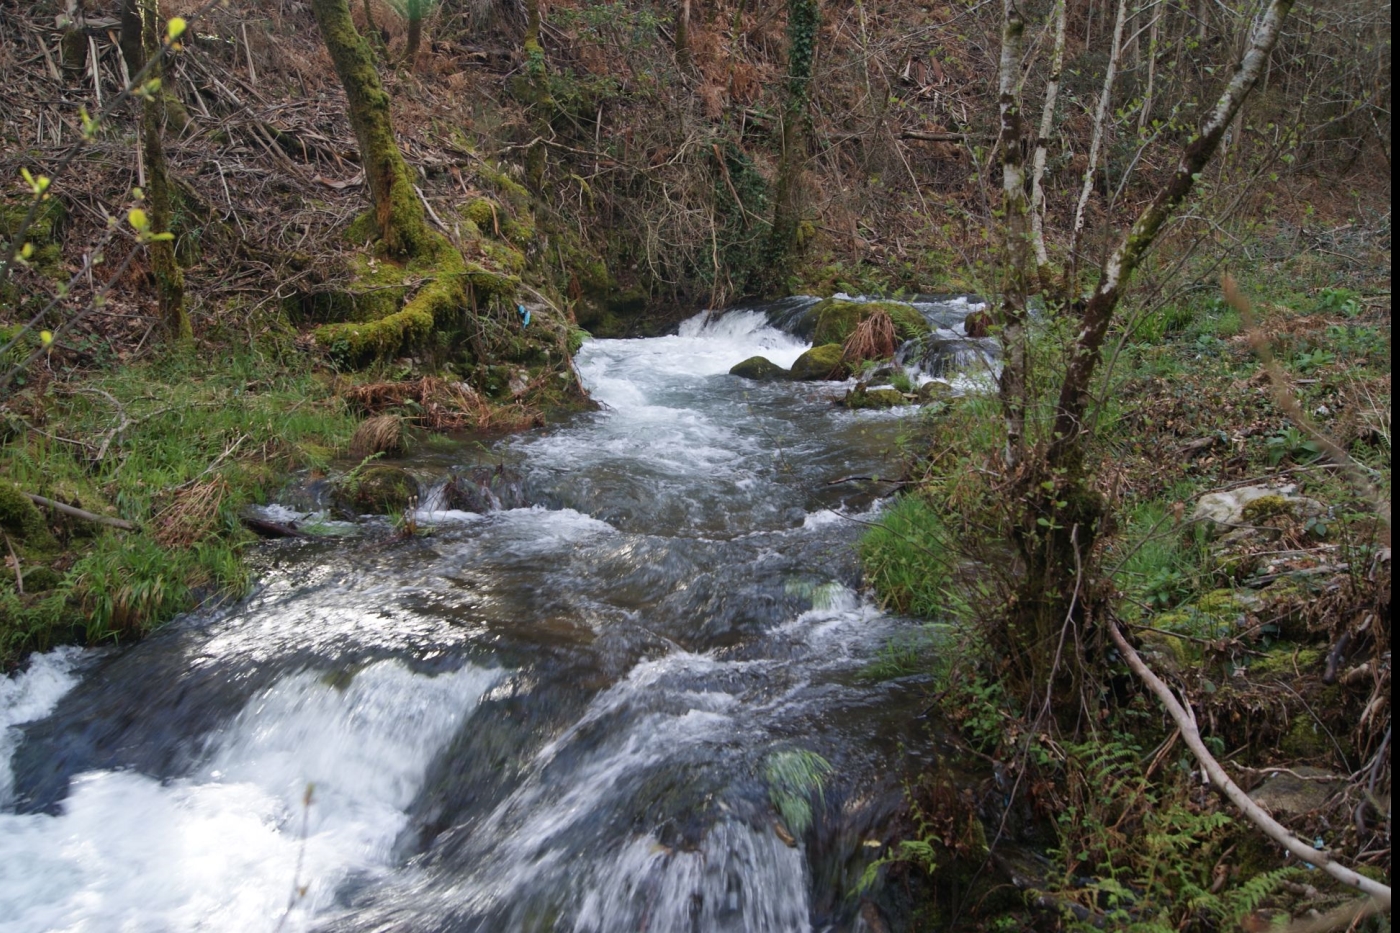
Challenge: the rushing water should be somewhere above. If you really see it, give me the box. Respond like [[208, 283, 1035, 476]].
[[0, 300, 989, 933]]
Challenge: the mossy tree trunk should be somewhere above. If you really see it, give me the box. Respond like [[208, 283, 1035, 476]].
[[522, 0, 551, 191], [995, 0, 1297, 700], [133, 0, 190, 342], [310, 0, 477, 366], [403, 0, 426, 67], [761, 0, 819, 293], [311, 0, 433, 259]]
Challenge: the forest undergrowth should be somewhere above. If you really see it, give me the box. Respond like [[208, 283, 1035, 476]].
[[858, 247, 1391, 930]]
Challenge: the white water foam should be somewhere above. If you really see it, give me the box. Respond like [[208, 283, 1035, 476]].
[[0, 647, 84, 806], [0, 659, 501, 933]]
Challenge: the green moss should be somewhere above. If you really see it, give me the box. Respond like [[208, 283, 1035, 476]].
[[1153, 588, 1256, 639], [462, 198, 498, 230], [845, 386, 907, 409], [1241, 494, 1292, 522], [0, 484, 57, 551], [730, 356, 789, 381], [1, 196, 67, 281], [805, 298, 931, 345], [1249, 647, 1323, 678], [790, 344, 850, 381], [333, 464, 418, 514]]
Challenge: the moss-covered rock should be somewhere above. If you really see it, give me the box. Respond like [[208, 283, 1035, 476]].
[[918, 381, 954, 403], [1153, 588, 1261, 639], [790, 344, 850, 381], [844, 386, 907, 409], [332, 465, 418, 514], [1, 195, 67, 285], [802, 298, 931, 346], [0, 484, 57, 551], [730, 356, 789, 381]]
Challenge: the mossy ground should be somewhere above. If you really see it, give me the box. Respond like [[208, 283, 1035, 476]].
[[0, 339, 357, 668]]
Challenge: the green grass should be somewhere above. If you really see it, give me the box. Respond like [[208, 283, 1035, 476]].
[[858, 494, 954, 618], [0, 345, 356, 666]]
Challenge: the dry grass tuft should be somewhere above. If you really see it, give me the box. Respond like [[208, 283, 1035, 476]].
[[842, 311, 898, 364], [152, 478, 228, 548], [343, 377, 491, 431], [349, 413, 407, 458]]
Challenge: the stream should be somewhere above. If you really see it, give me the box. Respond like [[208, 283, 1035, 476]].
[[0, 298, 991, 933]]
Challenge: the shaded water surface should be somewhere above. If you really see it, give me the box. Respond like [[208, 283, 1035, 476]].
[[0, 301, 987, 932]]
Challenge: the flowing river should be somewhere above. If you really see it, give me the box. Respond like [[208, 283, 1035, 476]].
[[0, 299, 989, 933]]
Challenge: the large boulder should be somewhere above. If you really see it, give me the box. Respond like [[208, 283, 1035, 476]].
[[729, 356, 790, 381], [332, 464, 419, 515], [789, 344, 850, 381], [796, 298, 931, 345], [1191, 483, 1325, 540]]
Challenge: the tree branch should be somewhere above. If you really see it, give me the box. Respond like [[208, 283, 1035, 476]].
[[1108, 621, 1392, 911]]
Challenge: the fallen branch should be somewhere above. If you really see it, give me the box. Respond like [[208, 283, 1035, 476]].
[[23, 493, 137, 531], [1107, 621, 1392, 911]]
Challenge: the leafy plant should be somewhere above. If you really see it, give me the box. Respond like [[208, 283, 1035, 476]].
[[765, 748, 832, 837], [1265, 425, 1323, 466]]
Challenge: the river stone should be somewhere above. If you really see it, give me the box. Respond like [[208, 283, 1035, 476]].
[[803, 298, 931, 345], [1191, 484, 1326, 539], [844, 386, 907, 409], [1248, 767, 1341, 817], [918, 380, 954, 403], [790, 344, 850, 381], [332, 464, 419, 515], [443, 465, 530, 512], [729, 356, 789, 381]]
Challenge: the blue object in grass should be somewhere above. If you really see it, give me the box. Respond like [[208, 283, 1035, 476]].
[[517, 304, 531, 327]]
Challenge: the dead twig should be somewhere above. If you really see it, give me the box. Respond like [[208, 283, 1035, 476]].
[[23, 492, 136, 530], [1108, 620, 1392, 910]]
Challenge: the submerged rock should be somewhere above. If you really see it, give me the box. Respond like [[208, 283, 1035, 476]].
[[729, 356, 790, 381], [443, 465, 530, 512], [790, 344, 850, 381], [844, 386, 908, 409]]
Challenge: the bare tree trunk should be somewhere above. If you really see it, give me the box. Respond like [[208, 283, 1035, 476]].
[[404, 0, 424, 67], [1070, 0, 1128, 281], [61, 0, 89, 80], [1003, 0, 1296, 696], [310, 0, 431, 258], [134, 0, 189, 341], [675, 0, 693, 72], [1138, 4, 1160, 132], [996, 0, 1030, 468], [1029, 0, 1067, 287]]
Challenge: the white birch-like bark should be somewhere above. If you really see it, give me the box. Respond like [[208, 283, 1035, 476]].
[[1029, 0, 1067, 277], [1070, 0, 1129, 265]]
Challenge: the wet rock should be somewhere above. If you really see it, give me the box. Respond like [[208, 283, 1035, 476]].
[[1191, 483, 1325, 540], [918, 380, 954, 403], [790, 344, 850, 381], [331, 464, 419, 515], [963, 308, 991, 338], [1248, 766, 1341, 817], [443, 465, 530, 512], [729, 356, 790, 381], [800, 297, 931, 345], [844, 386, 907, 409]]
